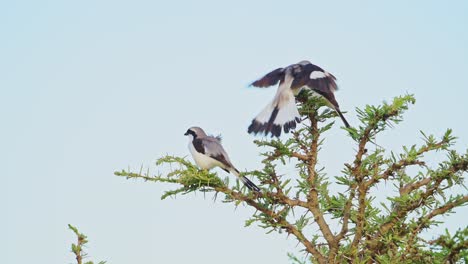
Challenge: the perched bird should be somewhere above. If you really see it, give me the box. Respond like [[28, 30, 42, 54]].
[[184, 126, 261, 192], [248, 60, 350, 137]]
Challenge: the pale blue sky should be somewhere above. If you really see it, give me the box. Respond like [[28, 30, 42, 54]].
[[2, 1, 468, 263]]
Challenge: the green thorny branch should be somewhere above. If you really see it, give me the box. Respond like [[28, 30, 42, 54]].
[[115, 93, 468, 264], [68, 224, 106, 264]]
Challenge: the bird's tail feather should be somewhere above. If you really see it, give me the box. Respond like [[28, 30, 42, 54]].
[[240, 176, 261, 193], [248, 91, 300, 137], [231, 168, 261, 193], [335, 108, 350, 128]]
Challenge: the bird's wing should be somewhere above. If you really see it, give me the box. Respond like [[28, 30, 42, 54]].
[[251, 67, 285, 88], [200, 137, 233, 168], [209, 134, 222, 142], [291, 63, 337, 91], [192, 138, 206, 154]]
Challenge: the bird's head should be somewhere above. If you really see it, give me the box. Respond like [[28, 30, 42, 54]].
[[297, 60, 311, 66], [290, 60, 310, 75], [184, 126, 207, 139]]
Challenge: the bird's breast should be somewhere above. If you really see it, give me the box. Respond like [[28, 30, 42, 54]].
[[188, 142, 221, 170]]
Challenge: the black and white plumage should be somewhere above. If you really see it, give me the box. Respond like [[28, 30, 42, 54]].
[[248, 60, 350, 137], [184, 126, 261, 192]]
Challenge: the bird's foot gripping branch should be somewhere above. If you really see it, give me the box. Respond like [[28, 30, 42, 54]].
[[115, 94, 468, 264]]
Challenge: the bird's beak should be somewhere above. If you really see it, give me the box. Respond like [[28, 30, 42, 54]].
[[184, 131, 189, 136]]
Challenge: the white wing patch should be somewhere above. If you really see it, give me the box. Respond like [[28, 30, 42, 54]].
[[310, 71, 326, 79]]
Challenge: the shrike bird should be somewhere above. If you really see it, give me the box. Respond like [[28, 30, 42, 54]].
[[184, 126, 261, 192], [248, 60, 350, 137]]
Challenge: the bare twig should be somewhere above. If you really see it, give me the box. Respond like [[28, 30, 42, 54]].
[[403, 195, 468, 259], [306, 111, 338, 262], [215, 186, 327, 264]]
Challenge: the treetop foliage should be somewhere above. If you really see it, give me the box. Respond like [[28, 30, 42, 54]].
[[116, 93, 467, 263], [68, 224, 106, 264]]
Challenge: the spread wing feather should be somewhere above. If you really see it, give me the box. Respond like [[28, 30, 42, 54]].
[[251, 68, 284, 88]]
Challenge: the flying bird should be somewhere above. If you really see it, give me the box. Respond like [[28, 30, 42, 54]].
[[184, 126, 261, 192], [248, 60, 350, 137]]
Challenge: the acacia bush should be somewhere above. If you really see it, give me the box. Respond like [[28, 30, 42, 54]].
[[116, 94, 467, 263]]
